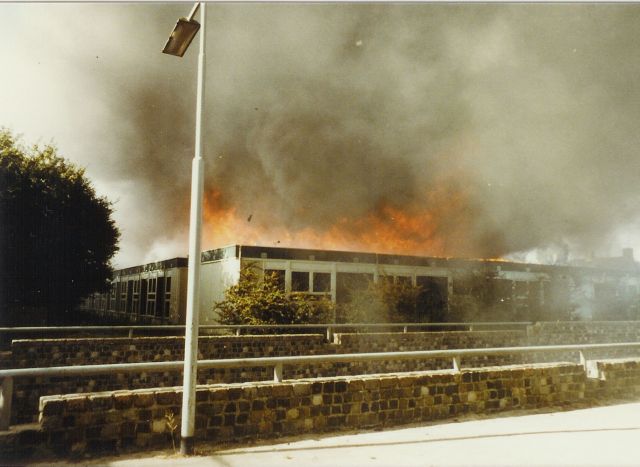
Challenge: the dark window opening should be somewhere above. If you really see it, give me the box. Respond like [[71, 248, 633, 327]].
[[126, 280, 134, 314], [416, 276, 448, 322], [313, 272, 331, 293], [140, 279, 148, 315], [336, 272, 374, 304], [156, 277, 166, 318], [292, 271, 310, 292]]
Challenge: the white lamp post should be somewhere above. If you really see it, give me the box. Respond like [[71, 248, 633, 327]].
[[162, 1, 206, 455]]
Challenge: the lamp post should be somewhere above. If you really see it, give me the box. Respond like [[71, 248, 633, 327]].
[[162, 1, 206, 455]]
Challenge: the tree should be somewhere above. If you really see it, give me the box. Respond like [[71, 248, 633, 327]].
[[0, 130, 120, 324], [214, 265, 334, 325]]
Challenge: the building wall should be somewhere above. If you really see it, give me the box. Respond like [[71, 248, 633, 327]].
[[78, 245, 640, 325], [78, 258, 188, 324], [199, 257, 241, 323]]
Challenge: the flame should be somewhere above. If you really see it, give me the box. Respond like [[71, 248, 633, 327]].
[[202, 178, 483, 258]]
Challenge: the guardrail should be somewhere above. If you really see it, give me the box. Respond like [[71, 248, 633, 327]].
[[0, 321, 532, 342], [1, 341, 639, 431]]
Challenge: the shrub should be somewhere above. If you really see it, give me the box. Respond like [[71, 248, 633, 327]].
[[214, 265, 334, 325]]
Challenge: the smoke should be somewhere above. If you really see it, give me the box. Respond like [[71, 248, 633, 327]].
[[3, 4, 640, 266]]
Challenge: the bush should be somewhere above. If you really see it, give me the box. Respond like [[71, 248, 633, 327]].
[[214, 265, 334, 325]]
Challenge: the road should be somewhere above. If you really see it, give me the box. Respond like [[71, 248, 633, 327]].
[[28, 401, 640, 467]]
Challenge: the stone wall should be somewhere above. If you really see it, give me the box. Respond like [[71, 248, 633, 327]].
[[8, 334, 332, 425], [526, 321, 640, 345], [34, 362, 588, 456], [334, 330, 526, 352], [335, 330, 530, 370], [585, 358, 640, 400], [9, 334, 331, 368], [6, 323, 640, 424]]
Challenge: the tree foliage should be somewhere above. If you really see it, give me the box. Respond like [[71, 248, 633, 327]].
[[0, 130, 120, 324], [214, 265, 334, 325]]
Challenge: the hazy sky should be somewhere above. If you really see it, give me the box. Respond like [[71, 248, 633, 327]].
[[2, 3, 640, 267]]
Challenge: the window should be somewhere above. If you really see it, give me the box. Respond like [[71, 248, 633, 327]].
[[147, 277, 157, 316], [132, 280, 140, 314], [156, 277, 166, 318], [313, 272, 331, 293], [109, 283, 116, 311], [119, 281, 128, 312], [164, 276, 172, 318], [292, 271, 310, 292], [336, 272, 373, 304], [126, 280, 134, 314], [514, 281, 528, 298], [140, 279, 148, 315]]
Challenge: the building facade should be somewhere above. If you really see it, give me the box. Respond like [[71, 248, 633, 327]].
[[79, 245, 640, 324]]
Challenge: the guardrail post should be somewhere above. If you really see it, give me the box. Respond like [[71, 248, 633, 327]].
[[579, 350, 587, 369], [326, 326, 334, 342], [274, 363, 283, 382], [468, 325, 474, 332], [0, 376, 13, 431], [128, 329, 134, 338], [236, 328, 241, 336], [452, 356, 461, 372], [403, 326, 408, 333]]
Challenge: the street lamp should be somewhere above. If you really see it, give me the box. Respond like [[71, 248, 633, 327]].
[[162, 1, 206, 456]]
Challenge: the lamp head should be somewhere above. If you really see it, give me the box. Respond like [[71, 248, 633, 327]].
[[162, 18, 201, 57]]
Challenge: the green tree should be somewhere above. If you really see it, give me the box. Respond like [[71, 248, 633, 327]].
[[0, 130, 120, 324], [214, 265, 334, 325]]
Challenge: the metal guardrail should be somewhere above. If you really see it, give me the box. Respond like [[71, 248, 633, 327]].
[[1, 341, 639, 431], [0, 321, 533, 341]]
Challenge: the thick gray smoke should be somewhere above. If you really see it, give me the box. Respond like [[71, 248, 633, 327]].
[[4, 3, 640, 266]]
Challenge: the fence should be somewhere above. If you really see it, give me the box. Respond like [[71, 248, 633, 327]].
[[2, 341, 640, 431], [0, 321, 532, 344]]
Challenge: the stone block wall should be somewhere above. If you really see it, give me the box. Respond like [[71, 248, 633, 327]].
[[526, 321, 640, 345], [7, 323, 640, 424], [585, 358, 640, 400], [8, 334, 332, 425], [9, 334, 331, 369], [34, 362, 587, 455], [334, 331, 530, 370], [334, 330, 526, 352]]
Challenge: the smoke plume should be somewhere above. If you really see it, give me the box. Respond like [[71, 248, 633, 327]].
[[3, 3, 640, 266]]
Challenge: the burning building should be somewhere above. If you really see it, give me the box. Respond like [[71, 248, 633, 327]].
[[79, 245, 640, 325]]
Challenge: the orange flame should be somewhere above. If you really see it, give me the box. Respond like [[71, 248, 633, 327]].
[[202, 177, 480, 258]]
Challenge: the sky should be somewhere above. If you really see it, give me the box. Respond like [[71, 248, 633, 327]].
[[2, 2, 640, 268]]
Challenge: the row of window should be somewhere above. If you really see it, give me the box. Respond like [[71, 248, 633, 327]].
[[264, 270, 444, 294], [264, 270, 332, 294], [102, 276, 172, 318]]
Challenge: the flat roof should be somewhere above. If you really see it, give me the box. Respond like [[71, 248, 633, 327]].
[[200, 245, 560, 274], [112, 245, 638, 277], [115, 257, 188, 276]]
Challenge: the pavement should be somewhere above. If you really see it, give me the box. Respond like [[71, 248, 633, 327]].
[[23, 401, 640, 467]]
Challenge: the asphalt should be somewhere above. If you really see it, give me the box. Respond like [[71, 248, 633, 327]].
[[24, 401, 640, 467]]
